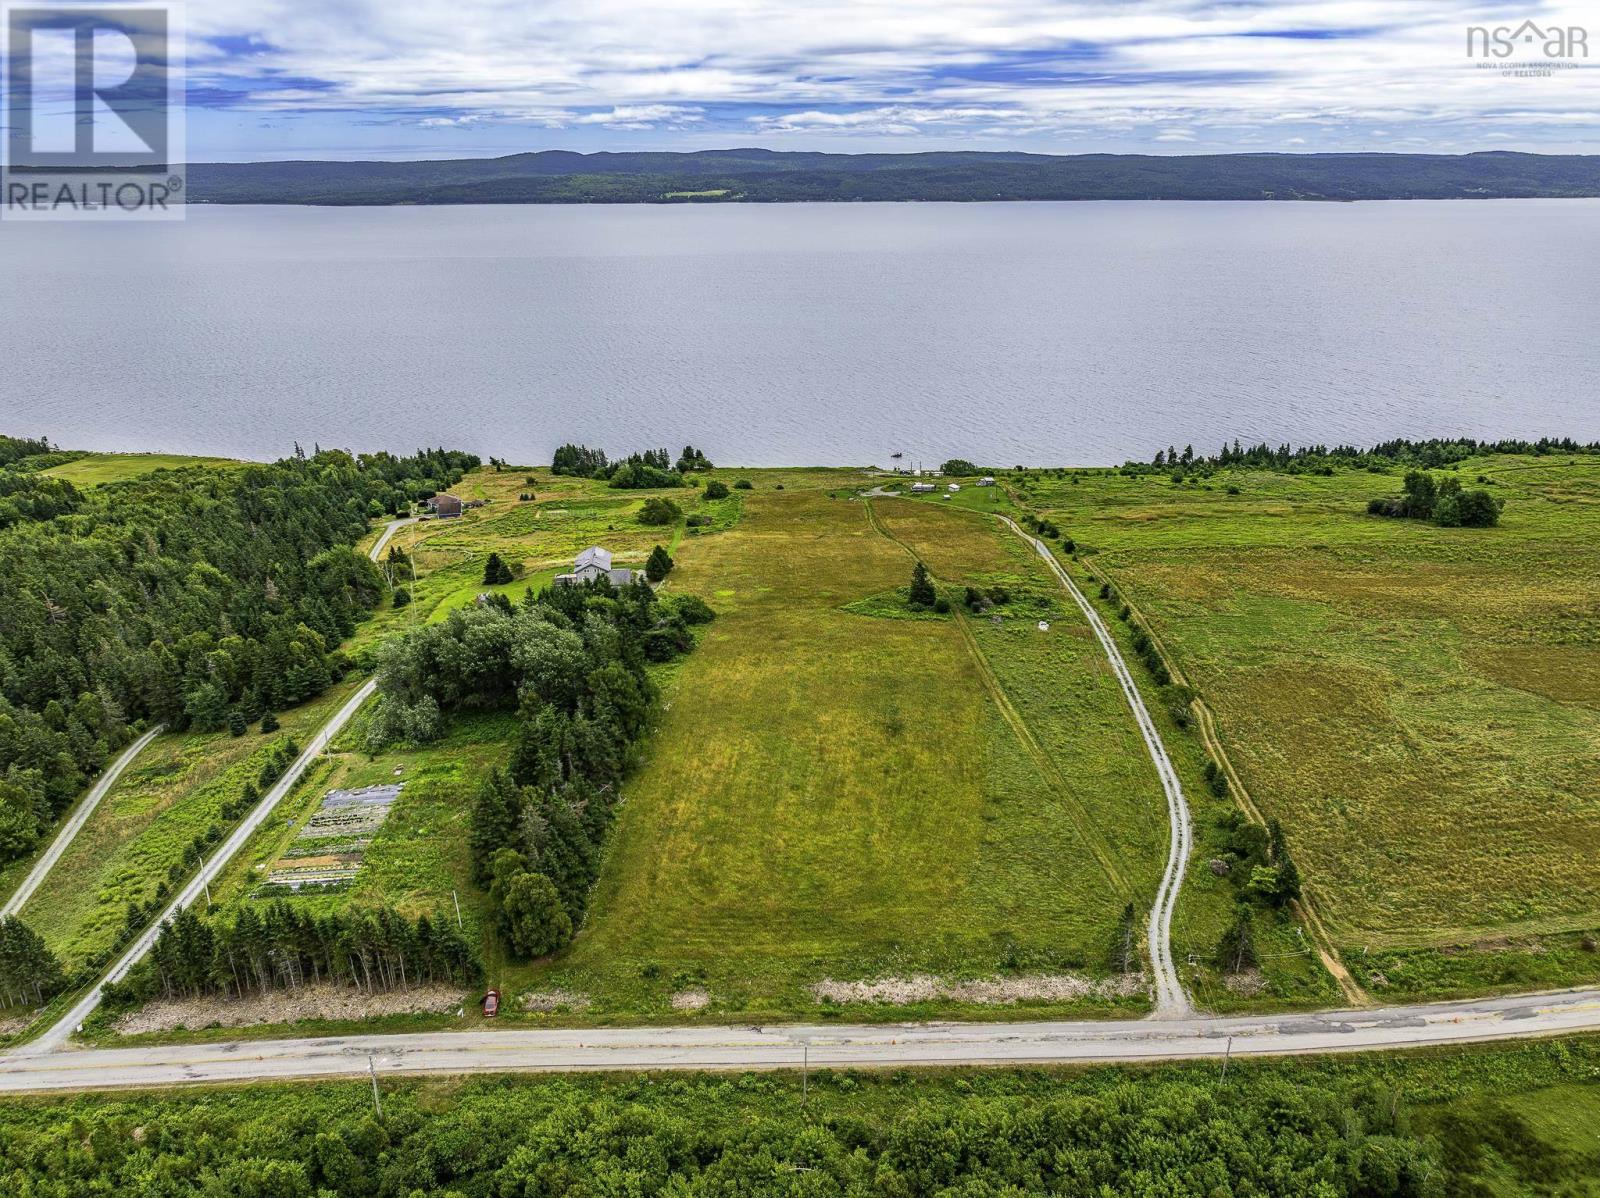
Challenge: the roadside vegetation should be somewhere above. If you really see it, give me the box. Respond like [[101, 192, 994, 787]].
[[7, 1036, 1600, 1192]]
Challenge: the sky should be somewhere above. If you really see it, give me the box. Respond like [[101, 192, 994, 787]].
[[164, 1, 1600, 159]]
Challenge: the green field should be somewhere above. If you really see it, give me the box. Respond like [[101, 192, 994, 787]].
[[41, 451, 242, 487], [1024, 456, 1600, 999], [13, 685, 360, 970], [517, 478, 1177, 1021]]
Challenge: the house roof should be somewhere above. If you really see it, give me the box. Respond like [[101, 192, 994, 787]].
[[576, 546, 613, 571]]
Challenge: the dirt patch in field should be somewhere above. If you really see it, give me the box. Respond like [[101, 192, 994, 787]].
[[0, 1011, 36, 1038], [111, 984, 467, 1035], [810, 973, 1144, 1006], [671, 988, 711, 1011], [1223, 969, 1267, 996], [519, 988, 591, 1013]]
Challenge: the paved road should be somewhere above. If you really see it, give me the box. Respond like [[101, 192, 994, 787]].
[[997, 516, 1194, 1017], [0, 725, 165, 920], [369, 515, 419, 562], [6, 988, 1600, 1093]]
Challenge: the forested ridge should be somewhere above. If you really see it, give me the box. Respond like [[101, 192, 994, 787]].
[[0, 440, 477, 867], [183, 149, 1600, 205]]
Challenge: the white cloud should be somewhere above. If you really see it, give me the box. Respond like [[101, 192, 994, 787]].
[[181, 0, 1600, 151]]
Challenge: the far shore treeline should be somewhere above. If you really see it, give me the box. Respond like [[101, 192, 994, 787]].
[[181, 149, 1600, 205]]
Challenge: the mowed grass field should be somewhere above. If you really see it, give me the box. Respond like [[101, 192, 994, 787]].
[[528, 479, 1168, 1020], [1026, 456, 1600, 986], [41, 452, 242, 487]]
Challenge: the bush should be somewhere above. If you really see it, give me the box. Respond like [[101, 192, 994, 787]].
[[704, 480, 730, 500], [637, 497, 682, 526], [392, 586, 411, 609], [1203, 760, 1230, 798], [933, 596, 952, 614], [227, 710, 247, 737], [671, 594, 716, 625], [259, 711, 279, 734], [734, 479, 753, 490]]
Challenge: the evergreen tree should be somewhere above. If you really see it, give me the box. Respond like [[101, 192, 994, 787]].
[[483, 553, 514, 586], [908, 561, 937, 609], [645, 545, 675, 583], [469, 770, 522, 885], [1216, 904, 1258, 974], [1111, 901, 1139, 974]]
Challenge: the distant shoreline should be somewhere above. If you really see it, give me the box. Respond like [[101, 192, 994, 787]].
[[180, 148, 1600, 206]]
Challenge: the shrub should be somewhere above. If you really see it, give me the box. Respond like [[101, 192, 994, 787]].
[[227, 710, 247, 737], [734, 479, 753, 490], [671, 595, 716, 625], [704, 480, 730, 500], [638, 497, 682, 526], [259, 711, 279, 734], [392, 587, 411, 609], [933, 596, 952, 614]]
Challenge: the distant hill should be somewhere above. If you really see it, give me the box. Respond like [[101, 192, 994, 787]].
[[183, 149, 1600, 205]]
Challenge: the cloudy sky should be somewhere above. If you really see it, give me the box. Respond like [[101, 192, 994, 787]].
[[175, 0, 1599, 159]]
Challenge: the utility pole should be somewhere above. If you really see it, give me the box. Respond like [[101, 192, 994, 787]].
[[801, 1044, 808, 1111], [203, 880, 212, 908], [368, 1054, 383, 1117], [452, 889, 463, 930], [1220, 1036, 1233, 1082]]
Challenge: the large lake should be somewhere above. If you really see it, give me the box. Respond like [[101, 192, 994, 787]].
[[4, 201, 1597, 466]]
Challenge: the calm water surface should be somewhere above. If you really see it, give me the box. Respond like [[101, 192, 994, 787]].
[[3, 201, 1597, 465]]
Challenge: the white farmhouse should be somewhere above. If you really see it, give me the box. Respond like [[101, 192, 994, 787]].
[[554, 546, 635, 587], [910, 482, 936, 493]]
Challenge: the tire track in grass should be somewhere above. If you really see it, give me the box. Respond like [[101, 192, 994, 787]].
[[993, 515, 1191, 1018], [862, 499, 1135, 900]]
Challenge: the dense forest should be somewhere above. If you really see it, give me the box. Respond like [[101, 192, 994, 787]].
[[370, 575, 712, 958], [0, 439, 476, 867], [183, 149, 1600, 205]]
